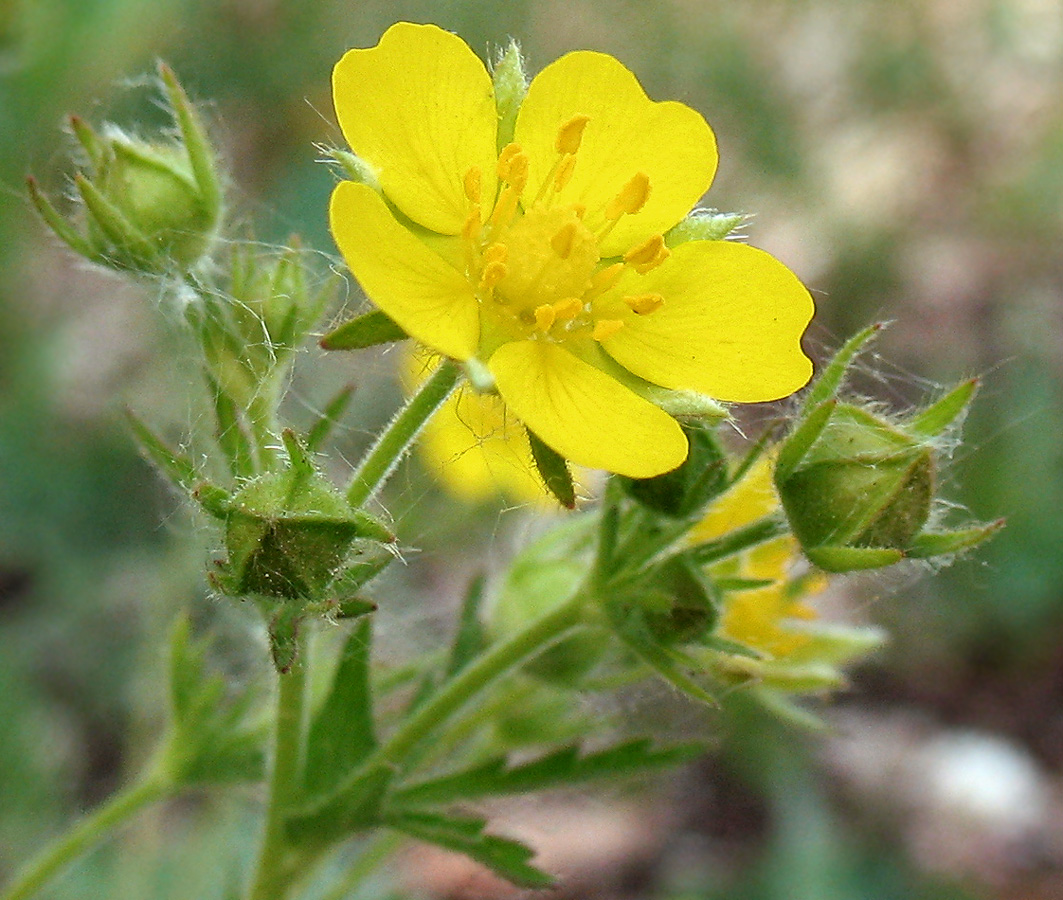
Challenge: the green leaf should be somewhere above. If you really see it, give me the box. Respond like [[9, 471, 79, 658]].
[[304, 619, 376, 798], [528, 428, 575, 509], [286, 765, 393, 847], [393, 738, 703, 807], [385, 811, 555, 889], [446, 573, 487, 678], [320, 309, 408, 351]]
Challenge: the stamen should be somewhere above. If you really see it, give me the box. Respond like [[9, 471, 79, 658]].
[[479, 261, 508, 292], [550, 222, 578, 259], [553, 154, 577, 192], [462, 207, 482, 243], [604, 172, 651, 221], [552, 297, 583, 320], [586, 263, 624, 298], [496, 143, 529, 190], [533, 304, 557, 332], [624, 292, 665, 315], [592, 319, 625, 342], [623, 234, 670, 273], [463, 166, 482, 203], [483, 242, 508, 265], [555, 115, 590, 155]]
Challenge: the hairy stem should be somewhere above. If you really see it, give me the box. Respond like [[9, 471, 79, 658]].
[[246, 636, 308, 900]]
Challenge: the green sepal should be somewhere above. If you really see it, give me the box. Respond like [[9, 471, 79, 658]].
[[206, 370, 256, 479], [384, 810, 554, 890], [774, 398, 835, 484], [909, 378, 979, 438], [528, 428, 576, 509], [268, 605, 302, 673], [798, 322, 884, 415], [320, 309, 408, 351], [491, 39, 527, 151], [303, 618, 376, 798], [392, 738, 704, 808], [285, 765, 393, 847], [620, 420, 728, 518], [805, 545, 905, 573], [906, 519, 1005, 559], [665, 209, 747, 246], [26, 176, 97, 260], [124, 409, 199, 494], [330, 596, 377, 619]]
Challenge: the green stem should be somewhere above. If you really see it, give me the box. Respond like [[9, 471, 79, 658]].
[[362, 587, 586, 777], [246, 638, 308, 900], [346, 358, 462, 508], [0, 770, 170, 900], [688, 514, 788, 565]]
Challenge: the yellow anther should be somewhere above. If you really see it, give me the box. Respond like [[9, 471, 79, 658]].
[[552, 297, 583, 320], [624, 234, 670, 273], [553, 154, 577, 192], [479, 261, 508, 291], [555, 114, 591, 155], [571, 203, 587, 220], [624, 292, 665, 315], [463, 166, 482, 204], [496, 143, 529, 189], [550, 222, 578, 259], [533, 304, 557, 332], [605, 172, 651, 220], [483, 242, 508, 265], [592, 318, 625, 342], [587, 263, 624, 297]]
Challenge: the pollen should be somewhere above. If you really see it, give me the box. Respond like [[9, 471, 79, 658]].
[[624, 292, 665, 315], [480, 261, 508, 292], [555, 115, 590, 155], [533, 304, 557, 331], [592, 318, 625, 342], [497, 143, 529, 189], [605, 172, 651, 220]]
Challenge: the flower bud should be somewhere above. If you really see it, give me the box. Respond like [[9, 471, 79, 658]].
[[774, 325, 1000, 572], [28, 62, 222, 276]]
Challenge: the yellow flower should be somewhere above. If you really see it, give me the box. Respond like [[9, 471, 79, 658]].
[[694, 455, 821, 659], [330, 22, 814, 478]]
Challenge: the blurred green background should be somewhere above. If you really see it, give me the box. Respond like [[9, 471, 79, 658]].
[[2, 1, 1063, 898]]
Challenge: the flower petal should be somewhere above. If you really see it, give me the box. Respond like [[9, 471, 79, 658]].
[[600, 241, 814, 402], [489, 339, 687, 478], [332, 22, 498, 235], [330, 181, 479, 360], [515, 51, 716, 256]]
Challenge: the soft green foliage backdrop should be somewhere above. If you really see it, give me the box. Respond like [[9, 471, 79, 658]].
[[2, 1, 1061, 898]]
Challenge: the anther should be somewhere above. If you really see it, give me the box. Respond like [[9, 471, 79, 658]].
[[555, 115, 590, 155], [483, 242, 508, 265], [586, 263, 624, 297], [623, 293, 665, 315], [605, 172, 651, 220], [533, 304, 557, 332], [497, 143, 529, 190], [463, 167, 482, 204], [552, 297, 583, 320], [592, 319, 625, 342], [479, 261, 508, 292], [623, 234, 670, 273]]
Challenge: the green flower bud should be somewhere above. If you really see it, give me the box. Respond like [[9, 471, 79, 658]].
[[774, 325, 1001, 572], [208, 432, 393, 600], [28, 62, 222, 276], [665, 208, 747, 246], [491, 39, 527, 150]]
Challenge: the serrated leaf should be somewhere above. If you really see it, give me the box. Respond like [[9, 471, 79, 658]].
[[393, 738, 703, 807], [385, 811, 555, 889], [304, 618, 376, 798], [320, 309, 408, 351]]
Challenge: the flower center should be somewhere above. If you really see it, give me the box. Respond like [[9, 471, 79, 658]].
[[460, 116, 672, 356]]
